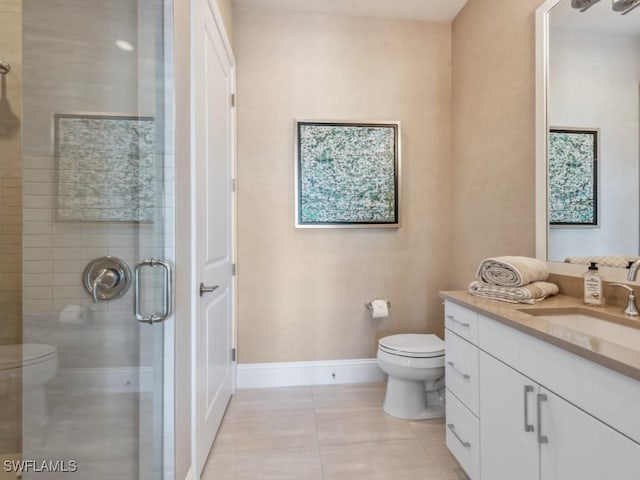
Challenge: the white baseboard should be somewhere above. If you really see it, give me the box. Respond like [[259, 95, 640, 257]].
[[236, 358, 385, 389]]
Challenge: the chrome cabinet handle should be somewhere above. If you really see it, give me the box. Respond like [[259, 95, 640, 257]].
[[523, 385, 534, 432], [199, 283, 219, 297], [537, 393, 548, 444], [446, 314, 470, 327], [446, 361, 471, 380], [134, 259, 173, 324], [447, 423, 471, 448]]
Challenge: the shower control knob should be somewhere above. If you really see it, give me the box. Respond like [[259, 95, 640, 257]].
[[83, 256, 132, 303]]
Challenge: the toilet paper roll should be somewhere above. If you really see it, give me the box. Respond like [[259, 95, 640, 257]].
[[370, 299, 389, 319]]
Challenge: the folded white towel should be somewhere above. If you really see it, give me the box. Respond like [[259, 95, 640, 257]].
[[468, 281, 559, 304], [477, 256, 549, 287]]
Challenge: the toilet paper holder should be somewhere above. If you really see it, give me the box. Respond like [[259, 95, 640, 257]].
[[364, 301, 391, 310]]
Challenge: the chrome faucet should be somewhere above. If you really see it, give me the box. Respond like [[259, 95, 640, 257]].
[[627, 259, 640, 281], [609, 283, 639, 316]]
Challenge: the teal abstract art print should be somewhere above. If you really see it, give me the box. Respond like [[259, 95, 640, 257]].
[[295, 121, 400, 228], [548, 128, 598, 226]]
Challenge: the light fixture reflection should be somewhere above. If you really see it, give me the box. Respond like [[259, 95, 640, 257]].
[[571, 0, 602, 11], [612, 0, 640, 14], [115, 40, 135, 52]]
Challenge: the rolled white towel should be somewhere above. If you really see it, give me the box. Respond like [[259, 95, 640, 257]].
[[477, 256, 549, 287], [468, 280, 559, 304], [564, 255, 638, 269]]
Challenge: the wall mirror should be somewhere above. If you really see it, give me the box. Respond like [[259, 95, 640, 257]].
[[536, 0, 640, 281]]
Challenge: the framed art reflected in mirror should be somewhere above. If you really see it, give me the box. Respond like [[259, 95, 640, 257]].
[[548, 127, 599, 227]]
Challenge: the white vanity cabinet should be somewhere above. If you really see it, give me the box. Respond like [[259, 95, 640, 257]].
[[479, 352, 640, 480], [443, 299, 640, 480]]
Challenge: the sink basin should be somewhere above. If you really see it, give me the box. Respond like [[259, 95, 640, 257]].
[[518, 307, 640, 351]]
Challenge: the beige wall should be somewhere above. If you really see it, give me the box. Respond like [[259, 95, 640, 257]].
[[450, 0, 545, 288], [234, 10, 453, 363]]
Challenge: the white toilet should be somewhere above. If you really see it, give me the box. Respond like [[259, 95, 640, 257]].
[[377, 333, 445, 420], [0, 344, 58, 430]]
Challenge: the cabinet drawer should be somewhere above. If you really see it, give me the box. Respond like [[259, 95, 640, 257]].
[[445, 328, 479, 416], [446, 388, 479, 480], [444, 301, 479, 345]]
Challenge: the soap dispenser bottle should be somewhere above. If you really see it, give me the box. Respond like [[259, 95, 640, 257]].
[[583, 262, 604, 306]]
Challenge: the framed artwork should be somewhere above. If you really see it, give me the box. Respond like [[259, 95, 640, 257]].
[[548, 128, 599, 226], [54, 113, 156, 222], [294, 120, 401, 228]]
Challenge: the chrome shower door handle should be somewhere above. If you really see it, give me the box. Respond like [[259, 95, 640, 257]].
[[134, 259, 173, 324]]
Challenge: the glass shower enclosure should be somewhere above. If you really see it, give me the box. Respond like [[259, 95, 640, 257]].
[[0, 0, 174, 478]]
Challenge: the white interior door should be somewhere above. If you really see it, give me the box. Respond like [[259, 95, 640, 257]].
[[193, 0, 235, 473]]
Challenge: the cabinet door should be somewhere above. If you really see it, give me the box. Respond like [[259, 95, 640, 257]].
[[539, 387, 640, 480], [479, 352, 539, 480]]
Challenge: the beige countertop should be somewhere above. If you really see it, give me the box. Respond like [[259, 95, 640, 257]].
[[439, 291, 640, 381]]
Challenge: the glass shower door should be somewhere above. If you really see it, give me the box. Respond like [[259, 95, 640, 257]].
[[18, 0, 173, 478]]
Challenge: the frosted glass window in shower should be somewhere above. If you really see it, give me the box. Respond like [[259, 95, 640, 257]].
[[55, 114, 156, 222]]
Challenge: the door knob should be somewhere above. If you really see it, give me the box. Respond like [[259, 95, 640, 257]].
[[200, 283, 219, 297]]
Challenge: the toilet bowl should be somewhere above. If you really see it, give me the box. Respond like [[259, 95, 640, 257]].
[[0, 344, 57, 430], [377, 333, 445, 420]]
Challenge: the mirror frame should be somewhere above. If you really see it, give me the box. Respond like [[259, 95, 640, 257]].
[[535, 0, 636, 284]]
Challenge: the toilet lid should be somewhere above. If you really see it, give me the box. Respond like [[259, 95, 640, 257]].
[[378, 334, 444, 358], [0, 344, 57, 370]]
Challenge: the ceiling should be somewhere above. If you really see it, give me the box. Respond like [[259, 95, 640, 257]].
[[232, 0, 469, 23]]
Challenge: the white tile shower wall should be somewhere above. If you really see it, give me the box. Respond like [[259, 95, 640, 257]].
[[22, 154, 168, 368]]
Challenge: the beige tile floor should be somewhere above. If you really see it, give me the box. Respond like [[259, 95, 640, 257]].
[[203, 382, 469, 480]]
